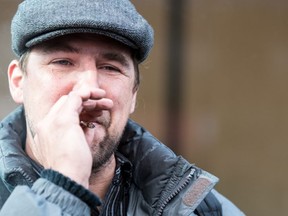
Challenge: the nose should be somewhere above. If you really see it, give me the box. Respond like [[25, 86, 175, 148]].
[[75, 67, 100, 90]]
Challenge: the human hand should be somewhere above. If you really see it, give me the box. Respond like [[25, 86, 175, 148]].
[[31, 88, 113, 188]]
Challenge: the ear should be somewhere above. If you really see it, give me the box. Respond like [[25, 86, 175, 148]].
[[129, 90, 138, 114], [8, 60, 24, 104]]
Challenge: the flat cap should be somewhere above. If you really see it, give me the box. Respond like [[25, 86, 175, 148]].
[[11, 0, 154, 62]]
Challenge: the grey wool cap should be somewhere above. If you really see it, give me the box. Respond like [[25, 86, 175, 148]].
[[11, 0, 154, 62]]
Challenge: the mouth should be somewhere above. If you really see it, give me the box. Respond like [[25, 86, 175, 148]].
[[79, 111, 110, 129]]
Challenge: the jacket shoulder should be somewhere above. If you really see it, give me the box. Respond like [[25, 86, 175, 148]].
[[211, 190, 245, 216], [121, 120, 245, 215]]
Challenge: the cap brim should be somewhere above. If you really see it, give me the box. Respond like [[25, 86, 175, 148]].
[[26, 28, 138, 51]]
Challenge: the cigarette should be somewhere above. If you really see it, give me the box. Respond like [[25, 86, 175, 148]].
[[80, 121, 95, 129]]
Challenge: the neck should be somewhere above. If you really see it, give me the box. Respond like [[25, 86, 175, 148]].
[[25, 130, 37, 162], [89, 155, 116, 200]]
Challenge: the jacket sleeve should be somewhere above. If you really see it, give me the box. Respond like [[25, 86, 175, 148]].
[[0, 179, 90, 216], [0, 169, 101, 216]]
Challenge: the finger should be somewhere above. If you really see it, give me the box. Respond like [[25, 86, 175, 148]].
[[89, 88, 107, 100], [47, 92, 83, 123], [47, 95, 69, 116], [74, 86, 106, 101], [64, 91, 85, 115], [82, 98, 114, 111]]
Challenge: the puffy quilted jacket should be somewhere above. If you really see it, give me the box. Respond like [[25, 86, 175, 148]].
[[0, 106, 245, 215]]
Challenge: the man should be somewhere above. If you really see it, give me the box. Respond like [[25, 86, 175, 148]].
[[0, 0, 244, 215]]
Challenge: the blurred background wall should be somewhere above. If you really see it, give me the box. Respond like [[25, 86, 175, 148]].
[[1, 0, 288, 215]]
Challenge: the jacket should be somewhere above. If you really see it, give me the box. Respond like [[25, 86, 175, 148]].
[[0, 106, 245, 215]]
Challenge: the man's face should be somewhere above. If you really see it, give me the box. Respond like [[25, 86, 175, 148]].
[[18, 34, 138, 169]]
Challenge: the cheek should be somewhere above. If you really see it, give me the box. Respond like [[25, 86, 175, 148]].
[[106, 87, 136, 136], [103, 81, 135, 110], [23, 74, 75, 121], [28, 80, 72, 104]]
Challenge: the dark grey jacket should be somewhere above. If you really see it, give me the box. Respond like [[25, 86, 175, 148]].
[[0, 106, 244, 215]]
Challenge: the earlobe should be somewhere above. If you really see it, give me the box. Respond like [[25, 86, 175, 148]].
[[8, 60, 24, 104]]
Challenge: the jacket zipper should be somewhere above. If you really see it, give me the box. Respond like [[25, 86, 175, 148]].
[[156, 168, 196, 216]]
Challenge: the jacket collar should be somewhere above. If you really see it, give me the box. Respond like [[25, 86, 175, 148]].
[[119, 120, 195, 207], [0, 106, 39, 191]]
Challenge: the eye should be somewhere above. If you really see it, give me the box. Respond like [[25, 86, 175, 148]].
[[51, 59, 73, 66], [98, 65, 121, 73]]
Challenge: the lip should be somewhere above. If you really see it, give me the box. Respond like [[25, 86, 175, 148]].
[[80, 110, 101, 122], [80, 116, 101, 126]]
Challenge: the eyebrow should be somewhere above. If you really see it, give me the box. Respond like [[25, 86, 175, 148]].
[[100, 52, 130, 68], [37, 42, 131, 68], [40, 42, 80, 54]]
